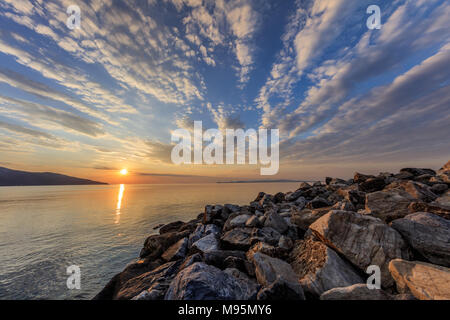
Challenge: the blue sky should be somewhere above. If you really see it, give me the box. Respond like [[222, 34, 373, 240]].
[[0, 0, 449, 183]]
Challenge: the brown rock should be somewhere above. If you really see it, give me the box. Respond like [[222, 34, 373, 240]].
[[389, 259, 450, 300], [365, 189, 414, 222]]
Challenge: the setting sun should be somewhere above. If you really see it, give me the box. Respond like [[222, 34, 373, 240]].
[[120, 169, 128, 175]]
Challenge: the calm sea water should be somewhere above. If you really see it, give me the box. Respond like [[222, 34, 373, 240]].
[[0, 183, 300, 300]]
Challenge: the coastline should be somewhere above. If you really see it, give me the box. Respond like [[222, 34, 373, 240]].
[[95, 161, 450, 300]]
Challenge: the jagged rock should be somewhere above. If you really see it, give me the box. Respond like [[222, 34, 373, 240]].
[[278, 236, 293, 251], [359, 177, 386, 193], [245, 215, 262, 228], [286, 190, 303, 202], [203, 250, 246, 269], [320, 284, 392, 300], [431, 183, 448, 195], [224, 268, 259, 293], [251, 252, 305, 300], [414, 174, 434, 186], [222, 204, 240, 220], [188, 224, 220, 246], [332, 200, 355, 212], [191, 233, 219, 253], [389, 259, 450, 300], [159, 221, 185, 234], [394, 171, 415, 180], [115, 260, 181, 300], [251, 227, 282, 246], [224, 257, 255, 276], [247, 242, 285, 261], [435, 190, 450, 207], [165, 262, 259, 300], [221, 227, 253, 250], [294, 196, 306, 209], [326, 178, 348, 186], [391, 212, 450, 267], [140, 230, 191, 259], [290, 207, 332, 230], [259, 194, 274, 207], [354, 172, 375, 183], [337, 188, 366, 209], [365, 189, 414, 222], [386, 180, 437, 202], [229, 214, 252, 229], [179, 253, 203, 271], [438, 160, 450, 174], [273, 192, 285, 203], [290, 237, 363, 296], [162, 237, 188, 262], [400, 168, 436, 177], [310, 210, 411, 288], [264, 211, 288, 234], [408, 201, 450, 220], [306, 197, 331, 209], [257, 278, 305, 300]]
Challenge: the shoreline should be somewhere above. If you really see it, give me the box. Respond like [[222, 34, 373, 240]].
[[95, 161, 450, 300]]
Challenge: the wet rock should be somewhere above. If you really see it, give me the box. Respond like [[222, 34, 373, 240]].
[[320, 284, 392, 300], [310, 210, 411, 288], [221, 227, 253, 250], [389, 259, 450, 300], [251, 252, 305, 300], [306, 197, 331, 209], [188, 224, 220, 246], [162, 237, 188, 262], [290, 237, 363, 296], [365, 189, 414, 222], [391, 212, 450, 267], [191, 233, 219, 253], [264, 211, 289, 234], [166, 262, 259, 300]]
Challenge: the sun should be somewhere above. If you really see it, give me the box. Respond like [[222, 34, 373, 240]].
[[120, 169, 128, 175]]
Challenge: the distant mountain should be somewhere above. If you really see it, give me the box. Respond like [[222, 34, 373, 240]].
[[0, 167, 107, 186]]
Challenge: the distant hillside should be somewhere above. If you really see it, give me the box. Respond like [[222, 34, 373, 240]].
[[0, 167, 107, 186]]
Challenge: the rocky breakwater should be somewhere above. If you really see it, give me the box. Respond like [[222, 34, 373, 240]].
[[94, 161, 450, 300]]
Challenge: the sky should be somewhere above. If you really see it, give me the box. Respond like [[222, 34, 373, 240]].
[[0, 0, 449, 184]]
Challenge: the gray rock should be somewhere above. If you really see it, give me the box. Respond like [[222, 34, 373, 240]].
[[245, 215, 262, 228], [306, 197, 331, 209], [320, 284, 392, 300], [251, 227, 282, 246], [386, 180, 437, 202], [365, 189, 414, 222], [391, 212, 450, 267], [251, 252, 305, 300], [188, 224, 220, 246], [229, 214, 252, 228], [165, 262, 259, 300], [389, 259, 450, 300], [264, 211, 289, 234], [431, 183, 448, 195], [191, 233, 219, 253], [310, 210, 411, 288], [290, 237, 363, 296], [162, 237, 188, 262]]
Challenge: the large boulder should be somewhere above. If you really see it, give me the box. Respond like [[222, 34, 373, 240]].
[[290, 207, 332, 230], [408, 202, 450, 220], [365, 189, 414, 222], [250, 252, 305, 300], [391, 212, 450, 267], [228, 214, 252, 229], [310, 210, 411, 288], [188, 224, 220, 246], [191, 233, 219, 253], [159, 221, 185, 234], [359, 177, 386, 193], [320, 284, 392, 300], [385, 180, 437, 203], [389, 259, 450, 300], [165, 262, 259, 300], [251, 227, 282, 246], [289, 237, 364, 296]]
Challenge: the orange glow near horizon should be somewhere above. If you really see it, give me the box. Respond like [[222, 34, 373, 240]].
[[120, 169, 128, 175]]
